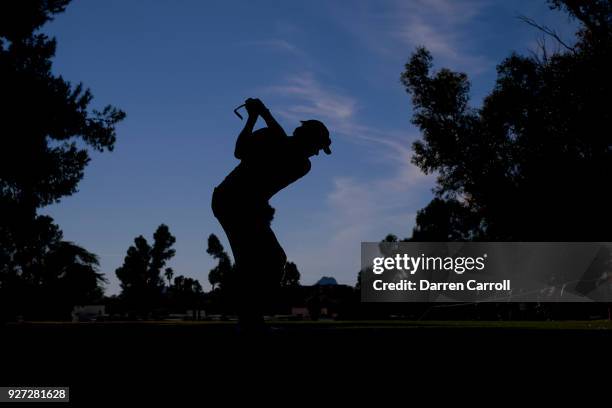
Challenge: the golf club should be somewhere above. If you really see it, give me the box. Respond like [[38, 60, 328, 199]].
[[233, 103, 246, 120]]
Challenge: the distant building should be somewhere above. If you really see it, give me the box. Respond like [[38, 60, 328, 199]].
[[284, 281, 354, 319], [289, 306, 330, 320], [290, 307, 310, 318], [72, 305, 106, 322]]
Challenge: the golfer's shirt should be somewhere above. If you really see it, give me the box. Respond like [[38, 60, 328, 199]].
[[217, 127, 311, 205]]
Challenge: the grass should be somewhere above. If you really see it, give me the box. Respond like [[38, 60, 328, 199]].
[[11, 319, 612, 330]]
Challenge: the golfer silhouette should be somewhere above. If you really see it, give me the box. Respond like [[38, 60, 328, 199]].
[[212, 98, 331, 333]]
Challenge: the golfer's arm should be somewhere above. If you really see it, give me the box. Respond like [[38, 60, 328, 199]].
[[234, 115, 257, 159], [260, 109, 287, 138]]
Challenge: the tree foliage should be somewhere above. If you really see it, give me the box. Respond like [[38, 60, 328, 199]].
[[0, 1, 125, 216], [401, 0, 612, 240], [0, 1, 124, 319], [281, 261, 301, 287], [115, 224, 176, 314], [206, 234, 234, 291], [169, 275, 204, 315], [0, 216, 105, 319]]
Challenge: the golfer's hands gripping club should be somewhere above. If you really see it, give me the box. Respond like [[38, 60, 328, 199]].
[[245, 98, 268, 118]]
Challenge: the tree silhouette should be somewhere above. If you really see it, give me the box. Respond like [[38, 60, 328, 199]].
[[206, 234, 234, 291], [0, 1, 124, 320], [400, 0, 612, 241], [410, 198, 478, 241], [115, 224, 176, 316], [0, 1, 124, 216], [281, 261, 301, 287], [0, 215, 105, 319], [164, 267, 174, 287], [45, 241, 104, 301], [169, 275, 204, 318]]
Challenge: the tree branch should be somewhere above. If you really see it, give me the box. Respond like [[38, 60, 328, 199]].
[[518, 15, 576, 53]]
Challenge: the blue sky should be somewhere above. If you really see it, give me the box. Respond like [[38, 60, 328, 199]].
[[41, 0, 577, 294]]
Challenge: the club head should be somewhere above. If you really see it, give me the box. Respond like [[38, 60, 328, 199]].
[[233, 104, 245, 120]]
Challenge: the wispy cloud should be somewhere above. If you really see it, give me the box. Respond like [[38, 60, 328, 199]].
[[331, 0, 492, 75], [241, 39, 301, 55], [326, 129, 433, 245], [265, 72, 356, 122]]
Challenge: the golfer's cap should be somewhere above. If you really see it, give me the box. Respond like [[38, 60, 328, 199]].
[[300, 120, 331, 155]]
